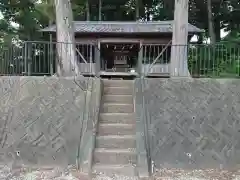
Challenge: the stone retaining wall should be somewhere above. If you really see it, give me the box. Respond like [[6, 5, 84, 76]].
[[135, 78, 240, 170], [0, 76, 101, 169]]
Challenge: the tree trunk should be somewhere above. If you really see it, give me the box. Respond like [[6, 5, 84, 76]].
[[54, 0, 80, 76], [170, 0, 190, 77], [86, 0, 90, 20], [207, 0, 216, 44], [197, 33, 204, 44], [98, 0, 102, 21], [136, 0, 139, 21], [146, 9, 150, 21], [214, 19, 221, 42]]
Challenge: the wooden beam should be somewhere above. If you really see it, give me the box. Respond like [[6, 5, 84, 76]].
[[99, 38, 140, 43], [76, 48, 88, 64], [75, 38, 97, 44], [146, 40, 172, 75]]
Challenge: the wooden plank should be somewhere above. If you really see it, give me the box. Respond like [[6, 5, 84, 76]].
[[98, 38, 172, 44], [80, 63, 96, 74], [142, 38, 171, 44], [75, 38, 97, 44], [99, 38, 141, 43], [99, 71, 138, 76], [142, 64, 170, 74]]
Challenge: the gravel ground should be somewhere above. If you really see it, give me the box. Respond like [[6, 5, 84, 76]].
[[0, 165, 87, 180], [153, 168, 240, 180], [1, 166, 240, 180]]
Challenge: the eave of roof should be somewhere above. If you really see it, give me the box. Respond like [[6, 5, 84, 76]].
[[40, 21, 204, 34]]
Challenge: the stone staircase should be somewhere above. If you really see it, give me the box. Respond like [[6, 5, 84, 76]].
[[92, 79, 137, 177]]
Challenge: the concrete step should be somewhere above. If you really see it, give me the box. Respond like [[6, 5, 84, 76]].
[[101, 103, 134, 113], [99, 113, 135, 124], [93, 148, 137, 165], [103, 95, 133, 104], [97, 124, 135, 136], [103, 80, 133, 88], [92, 164, 137, 177], [104, 87, 133, 95], [96, 135, 136, 149]]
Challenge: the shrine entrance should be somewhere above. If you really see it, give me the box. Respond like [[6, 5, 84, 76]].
[[100, 42, 139, 73]]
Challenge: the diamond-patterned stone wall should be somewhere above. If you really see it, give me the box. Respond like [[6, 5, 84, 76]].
[[135, 78, 240, 170], [0, 76, 100, 169]]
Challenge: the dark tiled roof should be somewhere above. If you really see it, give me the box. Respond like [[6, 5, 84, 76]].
[[40, 21, 204, 33]]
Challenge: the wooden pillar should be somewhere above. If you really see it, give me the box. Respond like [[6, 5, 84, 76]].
[[24, 42, 28, 75], [49, 34, 54, 75], [95, 40, 101, 76], [90, 44, 93, 73], [27, 42, 32, 76], [170, 0, 190, 77], [138, 41, 143, 77]]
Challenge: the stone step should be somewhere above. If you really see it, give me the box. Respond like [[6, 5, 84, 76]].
[[99, 113, 135, 124], [93, 148, 137, 165], [104, 87, 133, 95], [92, 164, 137, 177], [103, 80, 133, 88], [97, 124, 135, 136], [96, 135, 136, 149], [103, 95, 133, 104], [101, 103, 134, 113]]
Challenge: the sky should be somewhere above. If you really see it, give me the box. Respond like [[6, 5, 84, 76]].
[[191, 29, 229, 43], [0, 12, 19, 28]]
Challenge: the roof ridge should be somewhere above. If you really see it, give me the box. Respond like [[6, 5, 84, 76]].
[[73, 20, 174, 24], [39, 21, 204, 33]]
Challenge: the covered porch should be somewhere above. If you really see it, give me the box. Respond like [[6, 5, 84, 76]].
[[75, 39, 172, 77]]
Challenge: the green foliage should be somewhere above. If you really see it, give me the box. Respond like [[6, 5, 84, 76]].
[[0, 0, 40, 40], [188, 43, 240, 77], [0, 0, 239, 42], [0, 0, 240, 77]]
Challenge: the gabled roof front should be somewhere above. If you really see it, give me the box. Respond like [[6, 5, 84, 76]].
[[40, 21, 204, 34]]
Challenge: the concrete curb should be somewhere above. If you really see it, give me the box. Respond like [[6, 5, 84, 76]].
[[77, 78, 102, 178], [133, 79, 150, 179], [89, 78, 102, 179]]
